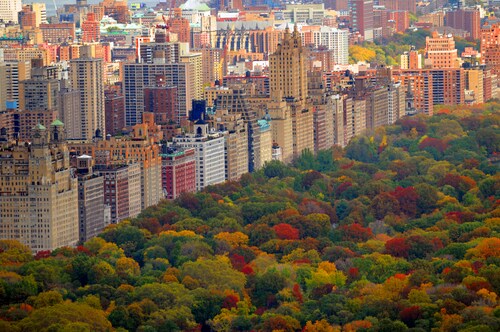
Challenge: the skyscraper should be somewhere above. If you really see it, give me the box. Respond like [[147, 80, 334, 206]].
[[70, 57, 105, 140], [269, 25, 314, 158]]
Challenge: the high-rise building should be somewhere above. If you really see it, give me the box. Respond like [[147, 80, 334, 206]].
[[160, 146, 196, 200], [269, 25, 314, 158], [465, 68, 484, 104], [0, 122, 79, 252], [171, 121, 226, 191], [70, 56, 105, 140], [81, 12, 100, 42], [98, 163, 142, 223], [70, 120, 163, 211], [214, 110, 249, 181], [75, 155, 108, 242], [350, 0, 374, 41], [1, 61, 31, 109], [169, 8, 190, 44], [480, 16, 500, 75], [425, 31, 459, 69], [299, 26, 349, 65], [18, 5, 37, 28], [397, 70, 434, 116], [59, 83, 82, 139], [0, 63, 6, 111], [215, 87, 259, 172], [445, 8, 480, 40], [104, 88, 125, 136], [19, 67, 60, 112], [430, 68, 465, 106], [0, 0, 22, 23]]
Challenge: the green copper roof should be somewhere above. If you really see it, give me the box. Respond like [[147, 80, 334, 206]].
[[51, 119, 64, 127], [34, 123, 46, 130]]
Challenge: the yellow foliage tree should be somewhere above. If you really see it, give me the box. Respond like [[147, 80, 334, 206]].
[[214, 231, 249, 247]]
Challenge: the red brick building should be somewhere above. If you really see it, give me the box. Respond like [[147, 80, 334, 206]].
[[160, 146, 196, 200], [81, 13, 100, 43], [169, 9, 190, 44], [445, 8, 481, 40], [143, 75, 178, 125], [104, 89, 125, 136]]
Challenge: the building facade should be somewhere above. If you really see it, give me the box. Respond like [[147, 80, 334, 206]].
[[0, 122, 79, 252]]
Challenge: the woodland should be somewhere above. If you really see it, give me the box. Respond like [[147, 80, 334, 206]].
[[0, 104, 499, 332]]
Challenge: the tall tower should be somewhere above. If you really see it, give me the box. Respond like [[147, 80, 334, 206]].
[[70, 57, 105, 140], [269, 25, 314, 159], [269, 25, 307, 104]]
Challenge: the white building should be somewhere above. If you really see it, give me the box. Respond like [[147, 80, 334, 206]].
[[297, 26, 349, 65], [171, 121, 226, 191], [0, 0, 22, 23]]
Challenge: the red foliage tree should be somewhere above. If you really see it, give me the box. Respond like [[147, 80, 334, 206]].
[[400, 306, 422, 327], [385, 238, 410, 258], [241, 264, 254, 275], [34, 250, 51, 260], [392, 186, 419, 217], [230, 253, 246, 271], [339, 223, 373, 242], [222, 294, 239, 309], [440, 173, 477, 194], [292, 283, 303, 303], [418, 137, 448, 153], [273, 223, 300, 240]]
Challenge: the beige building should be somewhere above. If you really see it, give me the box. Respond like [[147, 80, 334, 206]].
[[19, 74, 59, 112], [269, 25, 314, 159], [256, 119, 272, 169], [465, 68, 484, 105], [180, 52, 203, 100], [2, 48, 49, 66], [192, 45, 223, 85], [266, 99, 294, 163], [0, 122, 79, 252], [343, 97, 366, 146], [70, 57, 105, 140], [69, 123, 163, 211], [215, 110, 249, 181], [1, 61, 31, 108]]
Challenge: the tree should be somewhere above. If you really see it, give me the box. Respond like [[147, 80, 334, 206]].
[[17, 302, 112, 331], [345, 136, 379, 163], [385, 238, 410, 258], [181, 256, 246, 293], [371, 192, 400, 220], [273, 223, 300, 240]]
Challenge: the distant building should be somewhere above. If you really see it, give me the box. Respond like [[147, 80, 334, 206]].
[[171, 121, 226, 191], [0, 121, 79, 252], [70, 56, 105, 140], [425, 31, 459, 69], [75, 155, 108, 242], [270, 25, 314, 159], [445, 8, 481, 40], [160, 146, 196, 200], [98, 163, 142, 223], [81, 12, 100, 42], [0, 0, 22, 23]]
